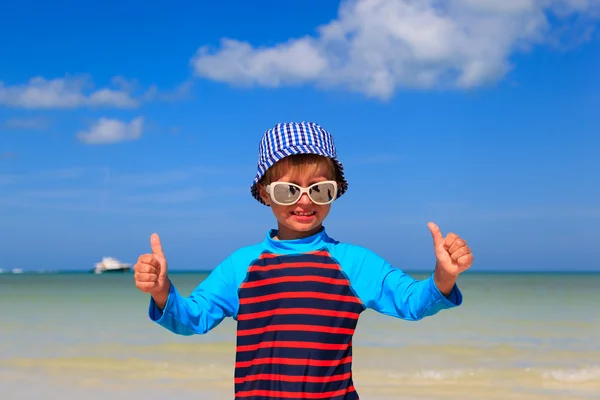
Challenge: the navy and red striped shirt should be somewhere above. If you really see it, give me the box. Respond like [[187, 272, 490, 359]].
[[150, 228, 462, 399]]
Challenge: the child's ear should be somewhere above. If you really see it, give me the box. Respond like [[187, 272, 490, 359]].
[[258, 184, 271, 206]]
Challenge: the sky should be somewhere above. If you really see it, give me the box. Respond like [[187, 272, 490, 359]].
[[0, 0, 599, 273]]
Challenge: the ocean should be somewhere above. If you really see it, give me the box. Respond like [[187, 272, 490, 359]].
[[1, 272, 598, 400]]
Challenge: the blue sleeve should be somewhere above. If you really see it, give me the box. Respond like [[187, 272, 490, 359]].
[[148, 252, 242, 336], [334, 244, 462, 321]]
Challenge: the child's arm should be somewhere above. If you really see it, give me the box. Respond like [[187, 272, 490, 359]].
[[148, 256, 238, 335], [339, 245, 462, 321]]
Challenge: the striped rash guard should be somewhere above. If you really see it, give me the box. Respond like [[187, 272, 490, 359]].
[[149, 228, 462, 399]]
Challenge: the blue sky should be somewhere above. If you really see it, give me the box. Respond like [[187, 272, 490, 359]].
[[1, 0, 598, 272]]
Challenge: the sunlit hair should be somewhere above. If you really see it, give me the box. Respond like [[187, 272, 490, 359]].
[[259, 154, 338, 186]]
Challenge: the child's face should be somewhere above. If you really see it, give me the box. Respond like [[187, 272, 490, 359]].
[[259, 158, 335, 240]]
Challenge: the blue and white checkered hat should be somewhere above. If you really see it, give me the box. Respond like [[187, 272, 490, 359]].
[[251, 121, 349, 205]]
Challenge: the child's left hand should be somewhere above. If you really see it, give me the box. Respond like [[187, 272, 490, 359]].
[[428, 222, 473, 294]]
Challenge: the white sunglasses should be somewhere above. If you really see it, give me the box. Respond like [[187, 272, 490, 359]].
[[265, 180, 338, 206]]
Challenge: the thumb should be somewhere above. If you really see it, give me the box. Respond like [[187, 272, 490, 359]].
[[150, 233, 167, 272], [150, 233, 168, 277], [427, 222, 444, 249], [150, 233, 165, 257]]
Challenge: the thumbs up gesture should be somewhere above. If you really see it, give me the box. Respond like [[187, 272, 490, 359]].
[[428, 222, 473, 295], [134, 233, 170, 305]]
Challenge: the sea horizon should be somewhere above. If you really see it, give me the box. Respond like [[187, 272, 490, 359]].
[[1, 269, 598, 275]]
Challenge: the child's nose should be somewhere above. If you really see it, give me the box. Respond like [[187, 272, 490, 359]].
[[298, 193, 312, 205]]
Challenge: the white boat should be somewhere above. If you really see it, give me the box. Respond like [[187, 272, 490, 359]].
[[93, 257, 132, 274]]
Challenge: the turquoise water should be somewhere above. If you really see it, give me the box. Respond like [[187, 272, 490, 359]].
[[1, 272, 599, 399]]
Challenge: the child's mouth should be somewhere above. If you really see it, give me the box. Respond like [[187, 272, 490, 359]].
[[291, 211, 316, 216], [291, 211, 317, 222]]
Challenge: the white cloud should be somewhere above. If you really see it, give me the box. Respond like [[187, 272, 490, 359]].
[[143, 80, 195, 102], [76, 116, 144, 145], [191, 0, 600, 99], [108, 75, 193, 102], [0, 74, 194, 110], [160, 80, 194, 101], [0, 75, 138, 109]]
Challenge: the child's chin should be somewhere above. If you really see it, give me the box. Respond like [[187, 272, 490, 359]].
[[287, 219, 320, 231]]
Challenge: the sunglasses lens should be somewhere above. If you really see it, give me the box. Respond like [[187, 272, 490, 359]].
[[272, 183, 302, 204], [309, 182, 336, 204]]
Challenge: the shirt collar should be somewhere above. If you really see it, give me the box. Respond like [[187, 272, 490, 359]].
[[263, 227, 336, 253]]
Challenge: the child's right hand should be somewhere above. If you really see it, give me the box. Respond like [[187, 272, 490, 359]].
[[133, 233, 170, 305]]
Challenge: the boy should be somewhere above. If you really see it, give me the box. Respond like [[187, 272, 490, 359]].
[[134, 121, 473, 399]]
